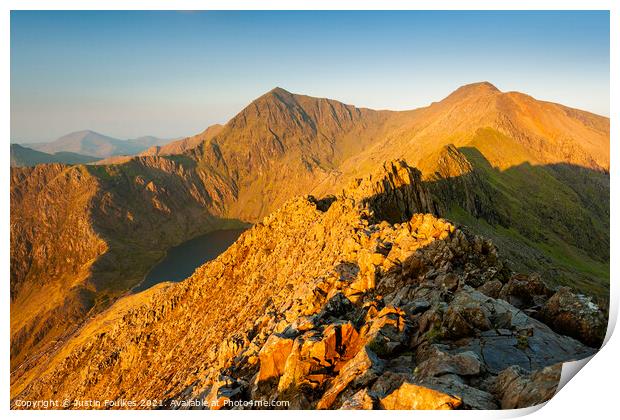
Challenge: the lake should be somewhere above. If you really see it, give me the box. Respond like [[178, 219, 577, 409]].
[[133, 228, 246, 292]]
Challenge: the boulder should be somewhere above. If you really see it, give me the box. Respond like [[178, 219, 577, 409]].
[[538, 287, 606, 347], [278, 322, 360, 396], [362, 306, 408, 357], [492, 364, 562, 409], [255, 334, 294, 392], [419, 377, 498, 409], [414, 350, 482, 380], [477, 279, 502, 299], [498, 273, 552, 309], [379, 382, 462, 410], [316, 347, 384, 409], [338, 388, 375, 410]]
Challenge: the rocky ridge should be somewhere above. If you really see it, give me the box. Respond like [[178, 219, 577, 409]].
[[11, 161, 603, 409]]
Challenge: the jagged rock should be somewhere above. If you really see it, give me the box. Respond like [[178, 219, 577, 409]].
[[379, 382, 462, 410], [362, 306, 408, 357], [414, 349, 482, 380], [498, 273, 553, 309], [316, 347, 384, 409], [346, 160, 439, 224], [419, 377, 498, 410], [538, 287, 606, 347], [442, 307, 474, 339], [477, 279, 502, 299], [492, 364, 562, 409], [278, 322, 360, 398], [206, 375, 246, 410], [277, 332, 330, 396], [338, 388, 375, 410], [255, 335, 294, 393]]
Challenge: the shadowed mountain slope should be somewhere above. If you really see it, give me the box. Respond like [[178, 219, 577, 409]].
[[10, 158, 243, 371], [424, 145, 609, 297]]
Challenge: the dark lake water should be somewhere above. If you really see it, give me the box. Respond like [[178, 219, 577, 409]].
[[133, 228, 246, 292]]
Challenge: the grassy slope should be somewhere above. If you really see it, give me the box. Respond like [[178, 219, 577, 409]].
[[443, 128, 609, 299]]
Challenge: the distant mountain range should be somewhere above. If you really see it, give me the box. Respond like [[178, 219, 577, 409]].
[[96, 124, 224, 165], [15, 130, 170, 162], [10, 144, 98, 167], [10, 83, 609, 405]]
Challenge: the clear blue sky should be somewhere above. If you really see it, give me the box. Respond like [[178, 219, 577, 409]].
[[11, 10, 610, 143]]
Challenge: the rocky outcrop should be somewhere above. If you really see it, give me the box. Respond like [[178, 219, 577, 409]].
[[538, 287, 607, 347], [491, 364, 562, 409], [344, 160, 439, 223], [380, 382, 461, 410], [11, 162, 601, 410]]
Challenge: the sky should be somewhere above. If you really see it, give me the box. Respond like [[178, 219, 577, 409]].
[[10, 10, 610, 143]]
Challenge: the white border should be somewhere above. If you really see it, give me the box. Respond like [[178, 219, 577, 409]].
[[2, 1, 616, 419]]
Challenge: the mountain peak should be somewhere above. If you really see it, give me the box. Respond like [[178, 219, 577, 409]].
[[460, 81, 500, 92], [444, 81, 501, 101], [268, 86, 292, 95], [56, 130, 116, 143], [261, 86, 297, 106], [59, 129, 91, 139]]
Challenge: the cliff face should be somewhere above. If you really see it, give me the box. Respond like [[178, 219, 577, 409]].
[[9, 156, 242, 370], [343, 160, 439, 224], [11, 162, 603, 409], [10, 164, 107, 371], [189, 87, 392, 221]]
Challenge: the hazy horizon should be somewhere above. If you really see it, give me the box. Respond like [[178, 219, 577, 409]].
[[10, 129, 172, 145], [11, 11, 610, 143]]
